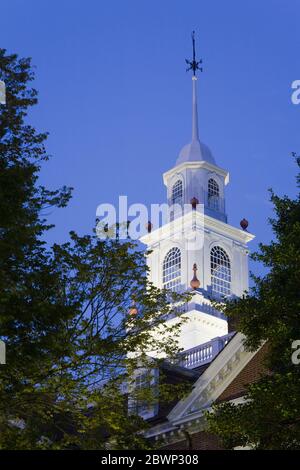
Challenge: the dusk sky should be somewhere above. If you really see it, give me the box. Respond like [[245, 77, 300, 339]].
[[1, 0, 299, 278]]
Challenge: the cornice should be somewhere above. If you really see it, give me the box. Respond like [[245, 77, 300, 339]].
[[140, 212, 255, 246], [204, 214, 255, 244], [163, 161, 229, 185]]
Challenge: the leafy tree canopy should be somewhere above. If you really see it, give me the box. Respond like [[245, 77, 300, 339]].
[[0, 49, 189, 450]]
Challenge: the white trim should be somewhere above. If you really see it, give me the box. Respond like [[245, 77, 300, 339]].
[[163, 161, 229, 186], [140, 211, 255, 247], [146, 335, 264, 442], [168, 333, 263, 425]]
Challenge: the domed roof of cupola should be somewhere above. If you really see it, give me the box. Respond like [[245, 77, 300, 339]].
[[176, 140, 216, 166]]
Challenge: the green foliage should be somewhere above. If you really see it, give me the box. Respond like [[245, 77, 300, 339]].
[[207, 157, 300, 449], [0, 49, 189, 449]]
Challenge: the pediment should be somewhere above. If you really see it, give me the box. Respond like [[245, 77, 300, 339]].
[[167, 332, 263, 426]]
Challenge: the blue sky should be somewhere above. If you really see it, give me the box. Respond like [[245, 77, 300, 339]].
[[1, 0, 299, 278]]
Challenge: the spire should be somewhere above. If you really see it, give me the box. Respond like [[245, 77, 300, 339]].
[[185, 31, 202, 143], [176, 33, 216, 166], [192, 76, 199, 141]]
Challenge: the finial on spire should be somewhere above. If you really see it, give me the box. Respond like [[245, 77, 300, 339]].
[[185, 31, 203, 76]]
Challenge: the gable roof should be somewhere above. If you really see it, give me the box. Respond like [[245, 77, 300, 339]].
[[147, 332, 265, 440]]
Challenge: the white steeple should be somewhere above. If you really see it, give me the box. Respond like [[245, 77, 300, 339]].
[[140, 33, 255, 361], [176, 75, 216, 166], [163, 41, 229, 223]]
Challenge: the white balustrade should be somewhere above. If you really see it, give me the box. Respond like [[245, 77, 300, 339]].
[[179, 332, 234, 369]]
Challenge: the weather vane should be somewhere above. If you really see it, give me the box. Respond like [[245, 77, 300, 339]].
[[185, 31, 202, 76]]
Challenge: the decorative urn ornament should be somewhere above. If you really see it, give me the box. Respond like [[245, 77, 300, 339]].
[[146, 221, 153, 233], [190, 263, 200, 289], [190, 197, 199, 210], [240, 218, 249, 231], [129, 299, 138, 316]]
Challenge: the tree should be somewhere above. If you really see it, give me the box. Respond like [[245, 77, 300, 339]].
[[0, 49, 188, 450], [207, 157, 300, 449]]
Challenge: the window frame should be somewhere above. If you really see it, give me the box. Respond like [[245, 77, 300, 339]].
[[162, 247, 181, 292], [171, 179, 183, 207], [208, 178, 220, 211], [210, 245, 231, 297]]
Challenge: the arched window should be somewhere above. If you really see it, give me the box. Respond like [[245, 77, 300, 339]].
[[163, 247, 181, 291], [210, 246, 231, 296], [171, 180, 183, 206], [208, 178, 219, 211]]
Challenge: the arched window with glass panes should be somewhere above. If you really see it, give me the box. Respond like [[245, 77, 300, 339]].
[[210, 246, 231, 297], [208, 178, 219, 211], [171, 180, 183, 206], [162, 247, 181, 291]]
